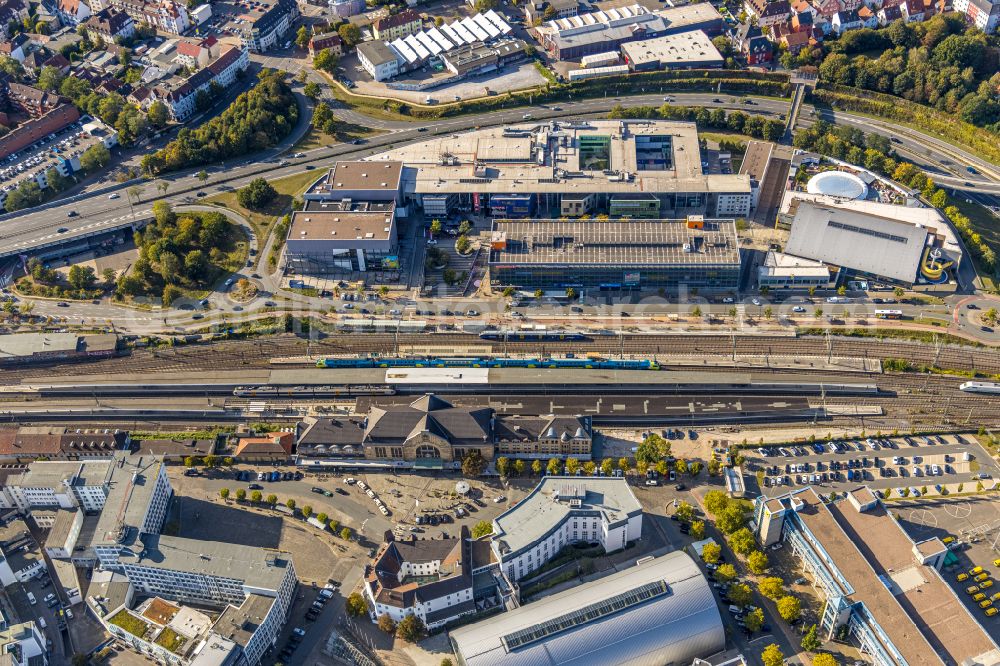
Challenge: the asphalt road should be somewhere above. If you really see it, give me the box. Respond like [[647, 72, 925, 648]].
[[2, 88, 997, 260]]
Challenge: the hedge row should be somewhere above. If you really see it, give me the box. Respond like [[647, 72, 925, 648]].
[[340, 70, 792, 121], [810, 83, 1000, 166]]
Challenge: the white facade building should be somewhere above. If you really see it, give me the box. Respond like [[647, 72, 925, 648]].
[[491, 477, 643, 581]]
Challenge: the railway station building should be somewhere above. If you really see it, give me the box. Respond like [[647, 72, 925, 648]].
[[489, 218, 741, 292], [296, 394, 593, 467], [754, 486, 1000, 666]]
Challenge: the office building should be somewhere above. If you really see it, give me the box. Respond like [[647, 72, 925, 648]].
[[328, 0, 363, 19], [754, 487, 1000, 666], [284, 200, 398, 275], [95, 538, 296, 666], [3, 459, 117, 513], [0, 519, 46, 585], [0, 425, 129, 463], [489, 218, 740, 292], [757, 251, 833, 290], [389, 121, 753, 219], [534, 4, 724, 60], [491, 477, 642, 581], [372, 9, 422, 41], [44, 508, 84, 559], [357, 40, 400, 82], [238, 0, 298, 52], [0, 622, 47, 666], [449, 552, 724, 666], [296, 395, 592, 465], [363, 526, 507, 629], [620, 30, 724, 71]]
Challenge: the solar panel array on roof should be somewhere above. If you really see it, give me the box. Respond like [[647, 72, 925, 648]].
[[473, 13, 501, 37], [452, 20, 475, 43], [405, 33, 429, 59], [379, 11, 514, 68], [484, 9, 512, 33]]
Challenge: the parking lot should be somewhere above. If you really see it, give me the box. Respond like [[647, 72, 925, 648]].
[[751, 433, 998, 498], [895, 495, 1000, 644]]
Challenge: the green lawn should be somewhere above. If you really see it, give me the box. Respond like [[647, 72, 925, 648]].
[[109, 610, 150, 639], [205, 170, 320, 246], [952, 198, 1000, 293], [292, 124, 385, 152], [154, 627, 186, 654]]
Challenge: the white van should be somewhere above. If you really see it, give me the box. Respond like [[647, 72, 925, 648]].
[[27, 592, 36, 605], [38, 617, 46, 629]]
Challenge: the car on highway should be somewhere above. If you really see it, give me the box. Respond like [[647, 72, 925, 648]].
[[56, 302, 68, 307], [751, 298, 762, 306], [108, 193, 120, 199], [224, 278, 234, 287], [335, 488, 348, 495], [792, 306, 806, 313], [192, 313, 204, 319], [983, 326, 994, 333], [967, 166, 978, 174], [417, 127, 428, 132], [57, 227, 68, 233], [67, 210, 77, 217]]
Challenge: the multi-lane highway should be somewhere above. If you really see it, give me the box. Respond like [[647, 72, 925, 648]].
[[1, 90, 998, 261]]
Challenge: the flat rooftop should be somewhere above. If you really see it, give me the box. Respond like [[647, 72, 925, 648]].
[[211, 593, 276, 649], [287, 210, 395, 243], [828, 497, 999, 665], [492, 476, 642, 558], [123, 535, 292, 592], [93, 453, 166, 545], [620, 30, 723, 66], [793, 488, 999, 666], [384, 120, 752, 196], [490, 219, 740, 267], [306, 161, 403, 197], [739, 140, 774, 180], [9, 459, 111, 490]]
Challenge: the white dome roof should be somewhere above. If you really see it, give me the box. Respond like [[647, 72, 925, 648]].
[[806, 170, 868, 200]]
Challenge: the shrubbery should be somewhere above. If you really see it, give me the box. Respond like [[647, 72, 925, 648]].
[[141, 70, 296, 174]]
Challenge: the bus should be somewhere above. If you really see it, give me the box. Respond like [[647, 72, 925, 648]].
[[874, 310, 903, 319]]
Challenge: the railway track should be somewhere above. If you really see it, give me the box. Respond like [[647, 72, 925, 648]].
[[3, 332, 998, 382]]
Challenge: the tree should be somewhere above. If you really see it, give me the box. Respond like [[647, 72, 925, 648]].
[[801, 624, 822, 652], [761, 644, 784, 666], [893, 286, 905, 300], [303, 81, 321, 100], [45, 166, 69, 192], [565, 286, 577, 300], [219, 488, 230, 500], [715, 563, 737, 584], [675, 459, 689, 476], [472, 520, 493, 538], [689, 461, 703, 476], [314, 48, 338, 72], [496, 456, 511, 477], [237, 177, 277, 209], [747, 550, 769, 574], [717, 504, 749, 535], [396, 614, 426, 642], [532, 459, 543, 475], [296, 25, 310, 49], [728, 582, 752, 607], [812, 654, 837, 666], [183, 456, 197, 467], [675, 501, 695, 523], [563, 457, 579, 475], [455, 235, 471, 254], [316, 512, 328, 524], [701, 541, 722, 564], [692, 305, 702, 318], [80, 143, 111, 172], [777, 595, 801, 622], [745, 607, 765, 633], [338, 23, 361, 47], [68, 265, 96, 291], [429, 219, 442, 237], [600, 458, 614, 476], [378, 614, 396, 633], [730, 528, 757, 556], [203, 454, 219, 468], [235, 489, 246, 501], [704, 490, 730, 516], [286, 499, 296, 510], [582, 461, 597, 476], [266, 494, 277, 505], [690, 520, 705, 539], [618, 457, 631, 476], [461, 451, 486, 477], [340, 527, 352, 540], [346, 592, 368, 617], [147, 100, 169, 127], [37, 65, 64, 91], [250, 490, 262, 503], [635, 432, 669, 465], [759, 576, 785, 600], [514, 459, 526, 476], [547, 457, 561, 475]]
